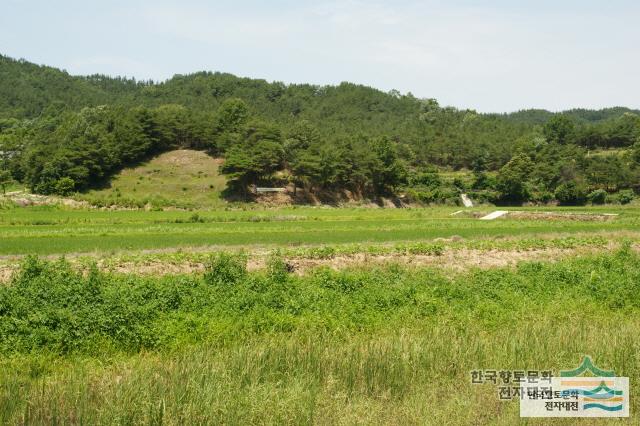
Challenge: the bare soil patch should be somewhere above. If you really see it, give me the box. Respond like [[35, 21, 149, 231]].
[[454, 210, 620, 221], [283, 243, 622, 274], [2, 242, 635, 283], [2, 192, 89, 208], [507, 211, 618, 221]]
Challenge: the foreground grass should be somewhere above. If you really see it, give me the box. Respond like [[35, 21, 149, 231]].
[[0, 248, 639, 424], [5, 320, 638, 425]]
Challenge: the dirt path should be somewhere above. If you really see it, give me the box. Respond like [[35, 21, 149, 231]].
[[2, 242, 635, 283]]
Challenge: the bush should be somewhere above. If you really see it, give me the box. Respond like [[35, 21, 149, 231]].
[[452, 177, 466, 191], [468, 189, 499, 204], [1, 249, 639, 356], [400, 242, 444, 256], [471, 172, 495, 190], [531, 191, 554, 204], [203, 252, 247, 285], [495, 154, 534, 203], [587, 189, 607, 205], [409, 172, 441, 188], [405, 187, 458, 205], [266, 251, 292, 282], [54, 177, 76, 196], [554, 182, 587, 206], [632, 142, 640, 164], [617, 189, 635, 205], [0, 257, 177, 353], [188, 213, 205, 223]]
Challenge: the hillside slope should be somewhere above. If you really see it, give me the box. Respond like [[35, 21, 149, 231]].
[[0, 55, 142, 119], [77, 150, 226, 209]]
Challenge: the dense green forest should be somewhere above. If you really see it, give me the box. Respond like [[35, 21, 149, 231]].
[[1, 54, 639, 205]]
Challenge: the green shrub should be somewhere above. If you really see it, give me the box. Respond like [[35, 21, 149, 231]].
[[0, 257, 182, 353], [587, 189, 607, 205], [0, 249, 638, 356], [531, 191, 554, 204], [409, 172, 441, 188], [496, 154, 534, 203], [554, 181, 587, 205], [617, 189, 635, 205], [469, 189, 499, 204], [452, 177, 466, 191], [399, 242, 445, 256], [188, 213, 205, 223], [471, 172, 495, 190], [54, 177, 76, 196], [203, 252, 247, 285], [266, 251, 291, 282], [305, 246, 337, 259], [405, 187, 458, 205]]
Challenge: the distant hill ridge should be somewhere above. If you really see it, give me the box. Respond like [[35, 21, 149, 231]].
[[1, 54, 637, 122]]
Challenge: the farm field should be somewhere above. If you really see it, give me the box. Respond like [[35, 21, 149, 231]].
[[1, 203, 640, 424], [1, 204, 639, 256]]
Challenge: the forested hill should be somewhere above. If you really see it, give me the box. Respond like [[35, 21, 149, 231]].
[[495, 107, 640, 125], [0, 55, 421, 138], [0, 55, 142, 118], [2, 54, 637, 128], [1, 54, 639, 206]]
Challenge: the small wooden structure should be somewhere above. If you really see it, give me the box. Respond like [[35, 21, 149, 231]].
[[254, 187, 287, 194]]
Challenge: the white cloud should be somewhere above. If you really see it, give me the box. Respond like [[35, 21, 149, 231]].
[[310, 0, 403, 27], [140, 4, 302, 46]]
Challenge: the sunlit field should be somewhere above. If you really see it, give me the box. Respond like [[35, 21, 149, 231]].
[[1, 205, 639, 255], [3, 0, 640, 420], [0, 203, 639, 424]]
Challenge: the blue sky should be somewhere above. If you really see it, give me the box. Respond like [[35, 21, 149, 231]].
[[1, 0, 639, 112]]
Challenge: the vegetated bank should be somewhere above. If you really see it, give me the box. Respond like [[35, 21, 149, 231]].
[[0, 248, 639, 423]]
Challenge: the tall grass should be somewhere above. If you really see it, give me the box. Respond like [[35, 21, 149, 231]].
[[0, 248, 639, 424], [3, 319, 639, 424]]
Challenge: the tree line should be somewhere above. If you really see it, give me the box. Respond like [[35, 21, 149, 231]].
[[0, 54, 639, 204]]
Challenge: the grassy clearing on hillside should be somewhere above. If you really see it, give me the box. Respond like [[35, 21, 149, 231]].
[[585, 148, 631, 158], [76, 150, 226, 209], [438, 169, 477, 184], [0, 249, 639, 424]]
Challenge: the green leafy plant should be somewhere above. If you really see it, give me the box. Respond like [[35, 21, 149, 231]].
[[203, 252, 247, 286], [587, 189, 607, 205]]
